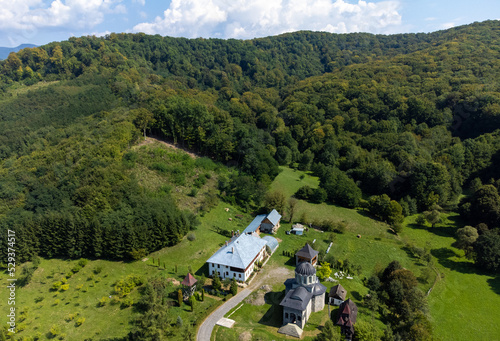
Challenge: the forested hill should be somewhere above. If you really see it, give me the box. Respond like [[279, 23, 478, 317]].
[[0, 21, 499, 269], [1, 20, 499, 91]]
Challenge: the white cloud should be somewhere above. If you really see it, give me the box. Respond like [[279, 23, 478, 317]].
[[0, 0, 124, 31], [132, 0, 402, 39], [440, 22, 456, 30]]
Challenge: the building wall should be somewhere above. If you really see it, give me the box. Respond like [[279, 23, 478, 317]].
[[207, 247, 265, 282], [330, 297, 344, 306], [312, 293, 325, 312]]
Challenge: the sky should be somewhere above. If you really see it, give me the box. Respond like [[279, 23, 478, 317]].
[[0, 0, 499, 47]]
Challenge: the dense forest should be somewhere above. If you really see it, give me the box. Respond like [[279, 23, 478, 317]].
[[1, 21, 499, 274]]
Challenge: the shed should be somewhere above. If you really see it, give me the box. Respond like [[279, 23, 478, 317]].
[[291, 226, 304, 235], [329, 284, 347, 305], [260, 209, 282, 234], [262, 235, 279, 254]]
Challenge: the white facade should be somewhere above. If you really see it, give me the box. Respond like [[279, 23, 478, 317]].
[[208, 246, 266, 282]]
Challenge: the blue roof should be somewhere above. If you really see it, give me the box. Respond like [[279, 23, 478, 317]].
[[207, 233, 268, 269], [243, 214, 266, 234], [266, 209, 282, 225], [262, 235, 279, 252]]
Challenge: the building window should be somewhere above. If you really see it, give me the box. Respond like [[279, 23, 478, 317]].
[[226, 272, 228, 276], [239, 274, 241, 278], [297, 316, 301, 321], [285, 313, 289, 319], [217, 264, 220, 268]]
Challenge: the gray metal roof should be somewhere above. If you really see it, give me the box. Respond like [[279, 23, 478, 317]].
[[262, 235, 279, 252], [280, 286, 313, 311], [266, 209, 282, 225], [243, 214, 266, 234], [206, 233, 268, 269], [296, 261, 316, 276], [296, 243, 319, 259]]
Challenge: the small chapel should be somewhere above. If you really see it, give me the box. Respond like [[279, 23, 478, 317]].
[[279, 260, 326, 337]]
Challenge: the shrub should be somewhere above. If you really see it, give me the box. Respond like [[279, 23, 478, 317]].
[[60, 284, 70, 291], [121, 297, 134, 308], [66, 271, 74, 278], [114, 274, 144, 297], [71, 265, 82, 273], [98, 296, 108, 307], [129, 248, 147, 260], [76, 317, 85, 327], [61, 277, 67, 284], [65, 313, 77, 322], [187, 232, 196, 241], [94, 265, 103, 274], [78, 259, 88, 267], [49, 324, 60, 337], [52, 281, 62, 291], [53, 299, 60, 306]]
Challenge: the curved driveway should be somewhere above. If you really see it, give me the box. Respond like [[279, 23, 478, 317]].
[[196, 287, 254, 341]]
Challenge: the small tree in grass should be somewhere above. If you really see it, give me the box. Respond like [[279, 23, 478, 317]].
[[316, 262, 332, 281], [98, 296, 108, 307], [177, 289, 183, 307], [189, 296, 195, 311], [176, 316, 183, 328], [230, 279, 238, 296], [201, 288, 205, 301], [316, 319, 340, 341], [212, 271, 222, 291], [49, 324, 60, 337]]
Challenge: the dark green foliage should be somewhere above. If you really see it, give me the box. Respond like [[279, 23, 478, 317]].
[[315, 319, 340, 341], [473, 230, 500, 272], [372, 261, 432, 340], [367, 195, 404, 230], [295, 185, 314, 201], [230, 279, 238, 296], [212, 271, 222, 291], [320, 167, 362, 208]]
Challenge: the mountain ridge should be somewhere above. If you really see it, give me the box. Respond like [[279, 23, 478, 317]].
[[0, 43, 37, 60]]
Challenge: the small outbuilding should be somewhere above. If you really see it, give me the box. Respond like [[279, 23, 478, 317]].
[[295, 243, 319, 266], [260, 209, 282, 234], [262, 235, 279, 254], [336, 298, 358, 341], [328, 284, 347, 306], [181, 273, 198, 299]]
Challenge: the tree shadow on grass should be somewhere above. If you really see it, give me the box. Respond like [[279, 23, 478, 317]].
[[431, 247, 477, 275], [407, 223, 455, 238], [195, 263, 208, 277], [350, 291, 362, 301], [284, 257, 296, 267], [258, 291, 285, 328], [487, 276, 500, 296]]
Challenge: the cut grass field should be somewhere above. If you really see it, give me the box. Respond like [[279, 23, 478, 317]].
[[214, 167, 500, 341]]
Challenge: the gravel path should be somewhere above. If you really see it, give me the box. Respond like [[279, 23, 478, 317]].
[[196, 265, 292, 341]]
